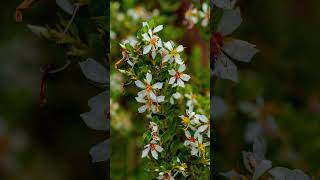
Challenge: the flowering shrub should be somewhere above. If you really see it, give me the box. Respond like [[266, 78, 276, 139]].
[[115, 19, 210, 178]]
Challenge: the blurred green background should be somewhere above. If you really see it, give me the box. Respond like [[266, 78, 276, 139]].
[[0, 1, 106, 179], [214, 0, 320, 178]]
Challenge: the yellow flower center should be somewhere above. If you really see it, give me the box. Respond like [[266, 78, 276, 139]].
[[170, 48, 177, 57], [181, 117, 190, 126]]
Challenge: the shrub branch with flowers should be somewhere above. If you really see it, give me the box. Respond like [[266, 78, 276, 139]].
[[115, 17, 210, 179]]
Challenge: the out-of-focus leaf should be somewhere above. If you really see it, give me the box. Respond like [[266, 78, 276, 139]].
[[239, 101, 259, 114], [56, 0, 75, 15], [90, 140, 109, 162], [80, 58, 108, 84], [217, 8, 242, 36]]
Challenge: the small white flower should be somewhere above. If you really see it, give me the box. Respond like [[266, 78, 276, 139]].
[[141, 140, 163, 160], [190, 137, 210, 157], [194, 115, 210, 138], [135, 73, 163, 101], [135, 93, 165, 114], [199, 3, 210, 27], [163, 41, 184, 64], [170, 92, 182, 104], [184, 130, 198, 146], [168, 64, 191, 88], [179, 109, 196, 129], [157, 172, 174, 180], [142, 23, 163, 59], [119, 37, 138, 67]]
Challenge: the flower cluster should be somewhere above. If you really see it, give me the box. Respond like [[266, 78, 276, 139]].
[[184, 3, 210, 29], [116, 20, 210, 178], [180, 108, 210, 158]]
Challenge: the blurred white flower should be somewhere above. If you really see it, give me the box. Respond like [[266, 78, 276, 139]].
[[199, 3, 210, 27], [170, 92, 182, 104]]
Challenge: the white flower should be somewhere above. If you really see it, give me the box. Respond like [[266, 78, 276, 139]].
[[157, 172, 174, 180], [194, 115, 210, 138], [135, 93, 165, 113], [179, 109, 196, 129], [190, 137, 210, 157], [170, 92, 182, 104], [141, 140, 163, 160], [135, 73, 163, 101], [142, 23, 163, 59], [212, 8, 258, 82], [184, 6, 198, 28], [199, 3, 210, 27], [185, 92, 197, 107], [149, 121, 158, 133], [163, 41, 184, 64], [184, 130, 198, 146], [119, 37, 138, 67], [168, 64, 190, 88]]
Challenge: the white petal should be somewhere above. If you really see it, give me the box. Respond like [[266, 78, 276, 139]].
[[142, 147, 150, 158], [222, 39, 259, 62], [152, 50, 157, 59], [217, 8, 242, 36], [156, 145, 163, 152], [135, 96, 146, 103], [152, 82, 163, 89], [178, 64, 186, 72], [202, 3, 208, 12], [185, 130, 191, 138], [172, 92, 181, 99], [168, 69, 176, 76], [191, 147, 198, 156], [149, 91, 157, 101], [138, 105, 147, 113], [142, 33, 150, 41], [184, 141, 190, 146], [198, 125, 208, 132], [151, 150, 158, 159], [135, 80, 145, 88], [175, 55, 183, 64], [153, 25, 163, 33], [213, 53, 238, 82], [176, 45, 184, 52], [146, 73, 152, 84], [168, 77, 176, 84], [157, 96, 165, 102], [177, 79, 185, 87], [138, 90, 146, 97], [156, 38, 163, 48], [164, 41, 173, 51], [143, 45, 152, 54], [180, 74, 190, 81]]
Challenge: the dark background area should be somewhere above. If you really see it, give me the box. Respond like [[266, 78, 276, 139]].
[[214, 0, 320, 178], [0, 1, 106, 179]]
